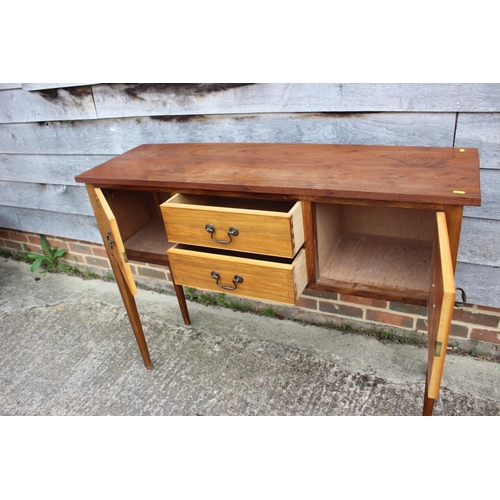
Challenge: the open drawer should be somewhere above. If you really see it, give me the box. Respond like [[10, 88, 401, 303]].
[[160, 194, 304, 258], [167, 245, 308, 305]]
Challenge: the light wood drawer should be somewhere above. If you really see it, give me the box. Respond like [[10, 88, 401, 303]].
[[168, 245, 308, 305], [160, 194, 304, 258]]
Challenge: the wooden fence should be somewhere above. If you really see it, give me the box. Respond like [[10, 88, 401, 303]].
[[0, 83, 499, 308]]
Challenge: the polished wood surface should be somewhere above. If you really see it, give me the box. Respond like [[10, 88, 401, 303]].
[[301, 201, 316, 285], [101, 189, 162, 242], [87, 186, 137, 295], [123, 217, 172, 265], [77, 143, 481, 413], [426, 212, 456, 401], [314, 203, 437, 304], [85, 185, 152, 369], [443, 205, 464, 271], [318, 233, 433, 297], [168, 245, 307, 305], [75, 143, 481, 206]]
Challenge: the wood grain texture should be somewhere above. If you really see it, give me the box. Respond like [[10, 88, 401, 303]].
[[427, 212, 455, 400], [87, 186, 137, 295], [463, 169, 500, 220], [92, 83, 500, 119], [455, 262, 500, 309], [0, 87, 97, 124], [161, 194, 304, 258], [22, 83, 98, 92], [318, 233, 433, 297], [455, 113, 500, 169], [124, 217, 172, 265], [1, 181, 93, 215], [76, 143, 480, 206], [168, 245, 307, 305], [0, 84, 21, 90], [301, 201, 316, 284], [0, 81, 496, 310], [458, 217, 500, 266], [443, 205, 463, 271], [0, 112, 456, 155], [0, 206, 101, 242], [85, 184, 152, 369], [315, 203, 343, 274], [341, 205, 435, 241], [0, 154, 114, 185], [101, 189, 160, 241]]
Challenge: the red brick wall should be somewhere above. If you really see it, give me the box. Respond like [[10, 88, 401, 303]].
[[2, 228, 499, 358], [0, 228, 171, 285]]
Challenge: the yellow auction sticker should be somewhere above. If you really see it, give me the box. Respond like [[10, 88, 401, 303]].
[[453, 190, 466, 194]]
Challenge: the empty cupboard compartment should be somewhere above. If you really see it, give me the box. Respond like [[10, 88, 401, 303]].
[[160, 193, 304, 258], [315, 203, 436, 301], [101, 189, 173, 265]]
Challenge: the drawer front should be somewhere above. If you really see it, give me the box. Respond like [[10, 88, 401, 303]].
[[161, 194, 304, 258], [168, 246, 308, 305]]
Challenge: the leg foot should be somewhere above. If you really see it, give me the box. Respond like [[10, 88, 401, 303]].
[[116, 278, 153, 369], [174, 284, 191, 325], [422, 377, 435, 416]]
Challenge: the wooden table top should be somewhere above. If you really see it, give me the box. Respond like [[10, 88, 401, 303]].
[[75, 143, 481, 206]]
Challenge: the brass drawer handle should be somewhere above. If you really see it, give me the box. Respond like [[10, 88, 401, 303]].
[[205, 223, 239, 244], [210, 271, 244, 290]]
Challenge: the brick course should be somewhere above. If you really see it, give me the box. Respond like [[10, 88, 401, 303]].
[[2, 227, 500, 357], [319, 300, 364, 318], [366, 309, 415, 329], [471, 328, 500, 344]]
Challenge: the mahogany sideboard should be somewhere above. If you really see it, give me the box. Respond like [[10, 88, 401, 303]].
[[75, 143, 481, 416]]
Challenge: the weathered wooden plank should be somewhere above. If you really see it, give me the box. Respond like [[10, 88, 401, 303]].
[[0, 112, 456, 155], [0, 154, 113, 185], [458, 217, 500, 267], [455, 262, 500, 309], [0, 181, 93, 216], [93, 83, 500, 119], [463, 169, 500, 221], [2, 160, 494, 219], [0, 87, 97, 124], [0, 206, 100, 242], [455, 113, 500, 169], [22, 83, 99, 91], [0, 84, 22, 90]]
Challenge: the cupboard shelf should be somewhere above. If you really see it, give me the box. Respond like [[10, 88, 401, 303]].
[[124, 217, 172, 265], [316, 233, 432, 303]]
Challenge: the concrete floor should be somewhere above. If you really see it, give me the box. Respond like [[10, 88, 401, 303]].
[[1, 258, 499, 416]]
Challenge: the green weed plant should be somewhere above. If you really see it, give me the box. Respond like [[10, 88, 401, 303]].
[[27, 235, 67, 274]]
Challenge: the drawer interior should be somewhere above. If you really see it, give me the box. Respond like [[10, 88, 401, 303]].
[[170, 244, 296, 265], [315, 203, 435, 299], [165, 194, 297, 213]]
